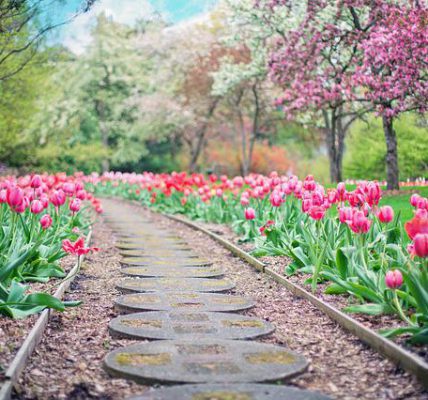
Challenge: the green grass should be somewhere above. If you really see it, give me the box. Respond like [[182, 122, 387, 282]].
[[380, 186, 428, 222], [325, 184, 428, 222]]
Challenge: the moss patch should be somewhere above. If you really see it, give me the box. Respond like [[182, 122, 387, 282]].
[[245, 351, 295, 365], [121, 319, 162, 329], [222, 320, 264, 328], [115, 352, 171, 366], [192, 392, 252, 400]]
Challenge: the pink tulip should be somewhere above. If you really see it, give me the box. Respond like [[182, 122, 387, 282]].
[[270, 192, 282, 207], [410, 193, 420, 207], [349, 210, 371, 234], [7, 187, 24, 209], [69, 198, 81, 213], [50, 190, 66, 207], [40, 214, 53, 230], [62, 182, 75, 196], [385, 270, 403, 290], [414, 234, 428, 258], [0, 189, 7, 203], [309, 206, 325, 220], [245, 207, 256, 220], [378, 206, 394, 223], [30, 200, 44, 214], [30, 175, 42, 189], [76, 190, 87, 200]]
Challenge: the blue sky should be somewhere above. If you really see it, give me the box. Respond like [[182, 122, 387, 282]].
[[54, 0, 216, 53]]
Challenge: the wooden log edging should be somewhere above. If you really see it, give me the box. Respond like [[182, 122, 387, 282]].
[[163, 213, 428, 389], [0, 229, 93, 400]]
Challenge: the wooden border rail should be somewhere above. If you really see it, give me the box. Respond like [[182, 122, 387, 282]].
[[0, 230, 93, 400], [164, 213, 428, 389]]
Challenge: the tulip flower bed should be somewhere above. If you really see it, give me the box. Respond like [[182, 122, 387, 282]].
[[0, 173, 102, 319], [89, 172, 428, 347]]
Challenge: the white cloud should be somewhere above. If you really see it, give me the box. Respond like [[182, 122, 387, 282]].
[[62, 0, 154, 54]]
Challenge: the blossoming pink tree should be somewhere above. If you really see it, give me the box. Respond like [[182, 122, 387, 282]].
[[266, 1, 373, 183], [354, 3, 428, 190], [263, 0, 427, 188]]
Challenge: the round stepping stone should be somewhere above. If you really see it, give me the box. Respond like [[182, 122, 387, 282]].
[[119, 249, 196, 257], [114, 292, 255, 313], [116, 242, 191, 251], [120, 257, 212, 267], [114, 232, 182, 240], [127, 384, 331, 400], [104, 339, 308, 384], [109, 311, 274, 340], [121, 266, 224, 278], [116, 277, 235, 293]]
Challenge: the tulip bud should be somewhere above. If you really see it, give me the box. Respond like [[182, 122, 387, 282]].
[[385, 270, 403, 289], [378, 206, 394, 224]]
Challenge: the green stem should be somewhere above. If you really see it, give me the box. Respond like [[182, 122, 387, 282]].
[[393, 290, 416, 327]]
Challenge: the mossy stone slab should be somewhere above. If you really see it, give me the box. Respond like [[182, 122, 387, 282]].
[[121, 266, 224, 278], [109, 311, 274, 340], [127, 384, 331, 400], [116, 242, 191, 251], [120, 257, 212, 267], [119, 249, 197, 257], [104, 339, 308, 384], [114, 292, 255, 313], [116, 277, 235, 293]]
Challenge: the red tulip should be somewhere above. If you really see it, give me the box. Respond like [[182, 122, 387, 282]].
[[385, 270, 403, 290], [378, 206, 394, 223], [405, 215, 428, 240], [40, 214, 52, 230], [30, 200, 44, 214], [62, 237, 99, 256], [414, 234, 428, 258], [245, 207, 256, 220]]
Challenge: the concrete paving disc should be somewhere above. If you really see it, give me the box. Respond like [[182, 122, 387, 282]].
[[121, 266, 224, 278], [119, 249, 197, 257], [109, 311, 274, 340], [114, 232, 182, 240], [116, 242, 191, 251], [127, 384, 331, 400], [114, 292, 255, 313], [120, 257, 212, 267], [104, 339, 308, 384], [116, 277, 235, 293]]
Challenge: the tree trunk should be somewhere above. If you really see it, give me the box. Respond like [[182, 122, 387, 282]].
[[382, 115, 399, 190], [188, 99, 218, 173], [323, 109, 346, 183]]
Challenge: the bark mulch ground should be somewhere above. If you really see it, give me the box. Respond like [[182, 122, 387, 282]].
[[9, 199, 428, 399]]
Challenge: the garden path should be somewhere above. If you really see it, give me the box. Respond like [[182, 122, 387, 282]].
[[101, 198, 331, 399]]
